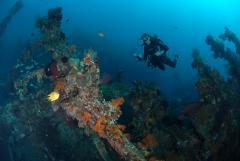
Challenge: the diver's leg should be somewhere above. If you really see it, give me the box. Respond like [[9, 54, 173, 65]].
[[155, 56, 165, 70], [162, 56, 177, 68], [157, 63, 165, 70]]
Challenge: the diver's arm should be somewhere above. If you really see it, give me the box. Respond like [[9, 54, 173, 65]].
[[133, 53, 144, 61], [158, 43, 169, 55], [143, 46, 148, 60]]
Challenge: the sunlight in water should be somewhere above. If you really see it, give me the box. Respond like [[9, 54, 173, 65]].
[[195, 0, 239, 9]]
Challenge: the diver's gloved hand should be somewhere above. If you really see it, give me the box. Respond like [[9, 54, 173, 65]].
[[173, 54, 179, 65], [154, 51, 164, 56], [134, 54, 143, 61]]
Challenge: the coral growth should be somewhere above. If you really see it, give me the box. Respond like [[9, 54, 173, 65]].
[[142, 134, 158, 149], [54, 80, 65, 91], [111, 97, 125, 109], [93, 116, 107, 138], [16, 8, 147, 161], [52, 51, 146, 161], [81, 112, 92, 123], [189, 28, 240, 161], [206, 28, 240, 85]]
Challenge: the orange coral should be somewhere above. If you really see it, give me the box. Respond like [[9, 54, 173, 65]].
[[148, 156, 164, 161], [106, 125, 121, 136], [82, 54, 92, 66], [111, 97, 125, 109], [82, 111, 91, 123], [54, 80, 65, 91], [142, 134, 158, 148], [106, 125, 124, 143], [117, 124, 126, 131], [125, 133, 132, 140], [148, 157, 157, 161], [93, 116, 107, 138]]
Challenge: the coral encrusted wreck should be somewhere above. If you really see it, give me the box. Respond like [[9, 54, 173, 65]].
[[11, 7, 146, 161]]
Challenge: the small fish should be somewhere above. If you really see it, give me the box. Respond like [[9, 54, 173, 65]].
[[97, 31, 105, 38], [48, 91, 60, 102], [31, 33, 35, 37], [66, 18, 70, 23]]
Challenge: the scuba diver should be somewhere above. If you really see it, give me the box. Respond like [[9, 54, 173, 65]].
[[135, 33, 178, 70]]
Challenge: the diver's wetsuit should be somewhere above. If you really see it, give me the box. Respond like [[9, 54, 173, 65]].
[[143, 37, 177, 70]]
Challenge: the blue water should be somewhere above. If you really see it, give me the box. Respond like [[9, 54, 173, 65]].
[[0, 0, 239, 102]]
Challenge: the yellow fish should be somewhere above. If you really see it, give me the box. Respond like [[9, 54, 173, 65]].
[[97, 31, 104, 38], [48, 91, 60, 102]]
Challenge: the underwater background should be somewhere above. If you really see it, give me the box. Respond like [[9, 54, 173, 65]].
[[0, 0, 240, 161], [0, 0, 239, 102]]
